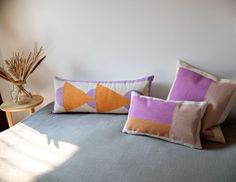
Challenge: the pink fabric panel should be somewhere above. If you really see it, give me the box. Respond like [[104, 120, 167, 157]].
[[202, 82, 236, 139], [169, 103, 202, 148]]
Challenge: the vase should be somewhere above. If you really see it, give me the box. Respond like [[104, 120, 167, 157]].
[[10, 81, 32, 105]]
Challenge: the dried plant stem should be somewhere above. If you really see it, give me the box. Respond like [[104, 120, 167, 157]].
[[0, 45, 46, 84]]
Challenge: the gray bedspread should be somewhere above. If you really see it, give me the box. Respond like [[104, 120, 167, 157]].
[[0, 103, 236, 182]]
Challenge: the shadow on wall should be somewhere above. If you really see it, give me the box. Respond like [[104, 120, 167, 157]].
[[151, 82, 170, 99], [0, 0, 11, 23], [0, 48, 3, 62], [0, 0, 35, 59], [28, 63, 54, 99], [0, 0, 23, 44]]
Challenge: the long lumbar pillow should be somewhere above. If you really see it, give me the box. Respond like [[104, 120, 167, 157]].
[[53, 75, 154, 113], [123, 92, 208, 149], [167, 60, 236, 143]]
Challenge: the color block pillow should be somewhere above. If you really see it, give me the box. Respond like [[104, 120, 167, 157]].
[[168, 60, 236, 143], [53, 75, 154, 113], [123, 93, 207, 149]]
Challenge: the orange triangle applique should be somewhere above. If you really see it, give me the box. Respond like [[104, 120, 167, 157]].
[[63, 82, 93, 111], [96, 84, 130, 112]]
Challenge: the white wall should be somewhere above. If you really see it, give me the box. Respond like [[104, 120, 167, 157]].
[[0, 0, 236, 122]]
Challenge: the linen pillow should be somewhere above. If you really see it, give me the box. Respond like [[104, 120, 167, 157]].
[[123, 92, 208, 149], [53, 75, 154, 113], [168, 60, 236, 143]]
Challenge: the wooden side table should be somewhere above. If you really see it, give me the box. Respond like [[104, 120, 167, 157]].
[[0, 95, 44, 127]]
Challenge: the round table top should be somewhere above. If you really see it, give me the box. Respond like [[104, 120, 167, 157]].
[[0, 95, 44, 112]]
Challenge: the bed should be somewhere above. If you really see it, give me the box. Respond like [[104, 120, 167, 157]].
[[0, 103, 236, 182]]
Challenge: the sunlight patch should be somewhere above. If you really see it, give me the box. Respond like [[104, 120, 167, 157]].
[[0, 123, 79, 182]]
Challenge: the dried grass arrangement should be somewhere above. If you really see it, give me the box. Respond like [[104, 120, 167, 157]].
[[0, 45, 46, 104]]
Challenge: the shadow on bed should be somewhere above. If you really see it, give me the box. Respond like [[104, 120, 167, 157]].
[[18, 103, 236, 182], [202, 117, 236, 150], [25, 102, 236, 151]]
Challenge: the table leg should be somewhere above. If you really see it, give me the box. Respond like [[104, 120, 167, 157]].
[[6, 112, 13, 127], [29, 108, 35, 115]]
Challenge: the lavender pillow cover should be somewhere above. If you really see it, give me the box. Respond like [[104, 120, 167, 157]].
[[168, 60, 236, 143], [123, 92, 208, 149]]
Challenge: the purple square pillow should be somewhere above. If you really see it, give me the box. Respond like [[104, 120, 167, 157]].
[[168, 60, 236, 143]]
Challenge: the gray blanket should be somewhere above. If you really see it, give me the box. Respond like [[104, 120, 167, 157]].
[[0, 103, 236, 182]]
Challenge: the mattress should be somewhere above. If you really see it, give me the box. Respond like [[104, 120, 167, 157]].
[[0, 103, 236, 182]]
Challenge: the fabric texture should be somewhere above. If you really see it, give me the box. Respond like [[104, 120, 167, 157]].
[[1, 103, 236, 182], [168, 60, 236, 143], [53, 75, 154, 113], [123, 93, 207, 149]]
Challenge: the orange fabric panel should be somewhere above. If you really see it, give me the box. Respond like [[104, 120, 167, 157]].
[[126, 117, 170, 138], [96, 84, 130, 112], [63, 82, 93, 111]]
